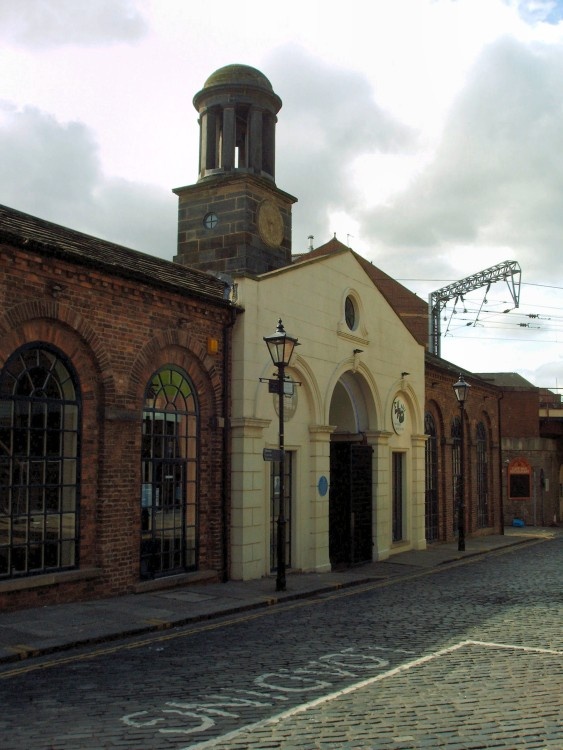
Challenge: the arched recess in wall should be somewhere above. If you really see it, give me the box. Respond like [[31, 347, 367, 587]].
[[326, 365, 378, 568], [0, 343, 81, 580], [0, 304, 110, 574], [326, 362, 380, 433], [328, 370, 377, 435], [384, 383, 422, 437], [476, 410, 494, 529], [129, 330, 225, 576], [254, 353, 322, 428]]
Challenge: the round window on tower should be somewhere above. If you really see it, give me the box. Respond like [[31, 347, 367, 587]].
[[203, 212, 219, 230], [345, 295, 357, 331]]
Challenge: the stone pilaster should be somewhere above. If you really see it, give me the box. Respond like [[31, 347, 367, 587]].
[[230, 417, 270, 580], [307, 424, 335, 572]]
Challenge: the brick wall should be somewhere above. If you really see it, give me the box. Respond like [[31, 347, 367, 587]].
[[425, 360, 502, 542], [502, 439, 562, 527], [0, 240, 233, 611], [500, 390, 540, 438]]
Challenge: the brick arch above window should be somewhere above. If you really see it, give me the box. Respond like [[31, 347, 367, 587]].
[[128, 330, 222, 416], [425, 399, 445, 436], [0, 300, 115, 402]]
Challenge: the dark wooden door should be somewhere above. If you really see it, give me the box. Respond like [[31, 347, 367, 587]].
[[329, 443, 373, 566]]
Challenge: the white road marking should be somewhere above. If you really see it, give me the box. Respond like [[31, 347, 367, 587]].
[[183, 639, 563, 749]]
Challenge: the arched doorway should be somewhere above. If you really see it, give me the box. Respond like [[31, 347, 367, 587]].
[[328, 372, 374, 567]]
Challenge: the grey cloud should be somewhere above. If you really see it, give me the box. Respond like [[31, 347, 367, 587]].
[[0, 0, 147, 48], [359, 36, 563, 279], [265, 45, 418, 251], [0, 104, 176, 258]]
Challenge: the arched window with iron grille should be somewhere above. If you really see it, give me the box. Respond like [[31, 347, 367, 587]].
[[451, 416, 461, 535], [140, 366, 198, 579], [425, 412, 439, 542], [0, 344, 80, 579], [476, 422, 489, 527]]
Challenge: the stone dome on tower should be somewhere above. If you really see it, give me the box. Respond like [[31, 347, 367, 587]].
[[200, 64, 277, 96]]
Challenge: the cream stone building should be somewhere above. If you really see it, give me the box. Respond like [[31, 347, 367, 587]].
[[228, 240, 426, 579], [174, 64, 427, 581]]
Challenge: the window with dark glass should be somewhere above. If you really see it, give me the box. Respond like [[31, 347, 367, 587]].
[[140, 366, 198, 579], [451, 416, 461, 534], [476, 422, 489, 527], [392, 452, 404, 542], [345, 296, 356, 330], [270, 452, 292, 572], [425, 413, 439, 542], [0, 345, 80, 579]]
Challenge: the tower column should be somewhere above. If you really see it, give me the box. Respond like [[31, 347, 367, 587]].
[[222, 106, 236, 172], [249, 106, 263, 174], [263, 112, 276, 178], [199, 108, 218, 176]]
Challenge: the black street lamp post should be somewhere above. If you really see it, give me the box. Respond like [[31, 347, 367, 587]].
[[453, 373, 471, 552], [264, 319, 299, 591]]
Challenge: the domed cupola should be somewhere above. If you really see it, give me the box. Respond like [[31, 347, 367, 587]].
[[193, 64, 281, 182], [173, 64, 297, 276]]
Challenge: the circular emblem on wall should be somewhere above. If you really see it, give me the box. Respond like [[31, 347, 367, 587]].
[[257, 200, 284, 247], [392, 397, 407, 434], [318, 476, 329, 497]]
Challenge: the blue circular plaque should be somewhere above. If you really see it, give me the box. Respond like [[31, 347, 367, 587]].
[[318, 475, 329, 497]]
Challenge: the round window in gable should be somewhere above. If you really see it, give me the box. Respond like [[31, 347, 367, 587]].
[[345, 296, 357, 330]]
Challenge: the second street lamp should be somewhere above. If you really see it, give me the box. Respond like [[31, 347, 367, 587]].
[[264, 319, 299, 591], [453, 373, 471, 552]]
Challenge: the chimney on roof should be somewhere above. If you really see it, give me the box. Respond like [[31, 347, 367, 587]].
[[308, 235, 314, 251]]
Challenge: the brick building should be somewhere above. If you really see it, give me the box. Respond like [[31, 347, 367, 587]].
[[0, 205, 236, 611], [477, 373, 562, 528], [424, 355, 503, 543]]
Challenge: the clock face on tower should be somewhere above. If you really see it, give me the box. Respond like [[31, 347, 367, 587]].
[[257, 200, 284, 247]]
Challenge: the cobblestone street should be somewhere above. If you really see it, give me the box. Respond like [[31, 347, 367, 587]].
[[0, 535, 561, 749], [214, 642, 562, 749]]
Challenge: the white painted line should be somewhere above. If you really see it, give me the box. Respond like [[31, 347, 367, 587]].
[[465, 638, 563, 655], [184, 639, 563, 749]]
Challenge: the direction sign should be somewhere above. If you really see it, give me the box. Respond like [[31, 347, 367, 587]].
[[263, 448, 284, 462]]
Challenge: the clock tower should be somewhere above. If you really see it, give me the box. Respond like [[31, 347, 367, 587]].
[[173, 64, 296, 276]]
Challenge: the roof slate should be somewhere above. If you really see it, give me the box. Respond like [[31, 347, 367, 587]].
[[475, 372, 538, 389], [0, 203, 230, 304]]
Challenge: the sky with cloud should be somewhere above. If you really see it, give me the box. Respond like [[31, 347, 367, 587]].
[[1, 0, 562, 391]]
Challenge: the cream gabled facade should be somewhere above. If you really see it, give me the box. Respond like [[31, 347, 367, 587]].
[[174, 64, 427, 581], [229, 242, 427, 580]]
